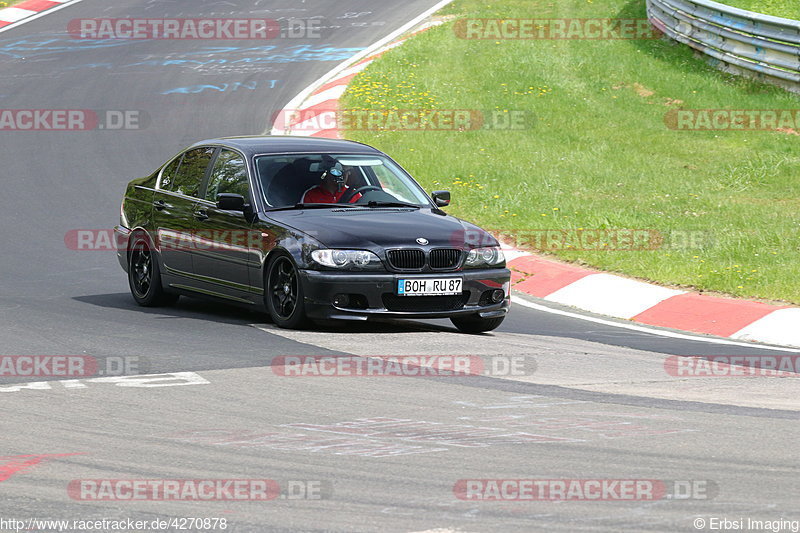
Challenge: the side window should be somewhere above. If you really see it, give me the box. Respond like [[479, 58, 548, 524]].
[[159, 155, 183, 191], [169, 147, 215, 198], [205, 149, 250, 203]]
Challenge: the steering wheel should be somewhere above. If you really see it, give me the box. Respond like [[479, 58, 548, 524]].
[[337, 185, 382, 204]]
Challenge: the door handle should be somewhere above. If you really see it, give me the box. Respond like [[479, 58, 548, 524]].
[[194, 209, 209, 221], [153, 200, 167, 210]]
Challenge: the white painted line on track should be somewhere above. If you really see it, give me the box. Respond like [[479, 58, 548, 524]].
[[336, 60, 377, 80], [512, 295, 798, 352], [251, 295, 795, 353], [0, 372, 210, 393], [300, 85, 348, 109]]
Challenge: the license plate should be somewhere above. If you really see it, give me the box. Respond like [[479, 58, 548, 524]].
[[397, 278, 463, 296]]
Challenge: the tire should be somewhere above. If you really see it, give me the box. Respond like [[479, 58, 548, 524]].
[[128, 234, 179, 307], [450, 314, 505, 334], [265, 253, 309, 329]]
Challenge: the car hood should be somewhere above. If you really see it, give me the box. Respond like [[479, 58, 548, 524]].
[[265, 208, 497, 250]]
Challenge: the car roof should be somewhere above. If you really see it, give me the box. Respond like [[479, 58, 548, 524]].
[[189, 135, 383, 157]]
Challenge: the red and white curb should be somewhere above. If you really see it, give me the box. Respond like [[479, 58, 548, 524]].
[[267, 3, 800, 349], [0, 0, 82, 32], [504, 247, 800, 348]]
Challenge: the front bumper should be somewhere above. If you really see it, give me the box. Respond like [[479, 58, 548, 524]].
[[300, 268, 511, 320]]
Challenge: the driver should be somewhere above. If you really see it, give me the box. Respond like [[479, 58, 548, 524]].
[[301, 157, 362, 204]]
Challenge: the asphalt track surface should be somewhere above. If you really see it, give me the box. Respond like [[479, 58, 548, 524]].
[[0, 1, 798, 532]]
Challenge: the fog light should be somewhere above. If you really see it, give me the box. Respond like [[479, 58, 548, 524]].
[[350, 294, 368, 309], [333, 294, 350, 307], [490, 289, 505, 303]]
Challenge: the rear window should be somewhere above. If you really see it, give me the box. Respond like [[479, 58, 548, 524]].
[[162, 147, 215, 198]]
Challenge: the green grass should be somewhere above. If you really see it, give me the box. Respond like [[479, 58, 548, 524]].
[[342, 0, 800, 304], [0, 0, 23, 7], [718, 0, 800, 19]]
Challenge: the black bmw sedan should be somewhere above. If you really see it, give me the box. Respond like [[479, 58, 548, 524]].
[[115, 136, 511, 332]]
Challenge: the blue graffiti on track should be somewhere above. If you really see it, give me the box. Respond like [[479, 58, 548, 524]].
[[126, 45, 363, 69], [0, 35, 136, 59], [162, 80, 277, 94], [0, 34, 364, 73]]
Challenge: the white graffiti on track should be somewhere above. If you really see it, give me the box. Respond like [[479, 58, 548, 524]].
[[168, 429, 448, 458], [282, 418, 582, 447], [453, 397, 695, 439], [164, 403, 692, 459], [166, 416, 582, 459], [454, 395, 588, 410]]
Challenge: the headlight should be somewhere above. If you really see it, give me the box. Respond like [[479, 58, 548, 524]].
[[311, 249, 383, 270], [465, 247, 505, 267]]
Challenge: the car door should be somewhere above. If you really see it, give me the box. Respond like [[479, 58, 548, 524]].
[[152, 146, 216, 283], [191, 148, 259, 302]]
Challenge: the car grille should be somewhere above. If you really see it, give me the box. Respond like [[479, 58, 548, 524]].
[[387, 248, 462, 271], [382, 292, 470, 312], [430, 249, 462, 269], [387, 249, 425, 270]]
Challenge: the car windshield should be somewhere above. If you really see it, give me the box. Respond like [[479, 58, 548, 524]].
[[255, 153, 432, 208]]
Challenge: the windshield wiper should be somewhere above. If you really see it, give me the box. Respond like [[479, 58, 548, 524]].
[[267, 203, 360, 212], [365, 201, 421, 209]]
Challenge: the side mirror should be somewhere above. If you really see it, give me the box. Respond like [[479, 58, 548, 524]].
[[431, 190, 451, 208], [216, 193, 246, 211]]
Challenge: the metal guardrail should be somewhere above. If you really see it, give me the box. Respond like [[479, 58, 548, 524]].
[[646, 0, 800, 91]]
